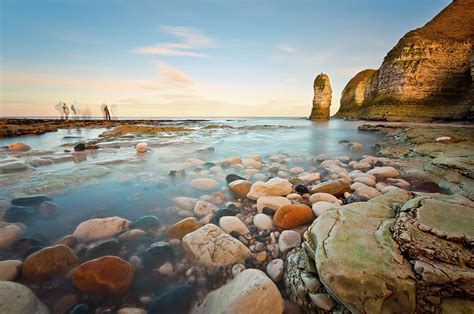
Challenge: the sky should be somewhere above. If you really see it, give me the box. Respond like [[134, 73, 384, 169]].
[[0, 0, 450, 118]]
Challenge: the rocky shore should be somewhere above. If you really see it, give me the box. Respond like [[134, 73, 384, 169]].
[[0, 122, 473, 314]]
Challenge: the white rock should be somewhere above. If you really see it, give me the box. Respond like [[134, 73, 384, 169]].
[[182, 224, 250, 268], [247, 178, 293, 200], [256, 196, 291, 213], [367, 166, 400, 180], [253, 214, 274, 231], [286, 193, 303, 201], [308, 293, 336, 311], [312, 201, 339, 217], [135, 142, 147, 153], [219, 216, 249, 235], [172, 197, 198, 210], [289, 167, 304, 175], [158, 262, 174, 276], [435, 136, 451, 142], [73, 216, 131, 243], [0, 281, 49, 313], [7, 142, 31, 151], [191, 178, 219, 191], [0, 260, 22, 281], [309, 193, 339, 204], [191, 269, 284, 314], [194, 200, 217, 217], [231, 263, 246, 278], [266, 259, 284, 282], [278, 230, 301, 254], [0, 223, 24, 249]]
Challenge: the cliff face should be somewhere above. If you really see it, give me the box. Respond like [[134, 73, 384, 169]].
[[335, 0, 474, 121], [309, 73, 332, 120]]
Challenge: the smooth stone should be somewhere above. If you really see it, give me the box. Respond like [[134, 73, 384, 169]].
[[118, 229, 146, 242], [223, 157, 242, 164], [84, 238, 120, 260], [219, 216, 249, 235], [312, 201, 340, 217], [253, 214, 274, 231], [144, 242, 174, 268], [133, 215, 160, 230], [74, 143, 86, 151], [212, 207, 239, 225], [72, 256, 133, 295], [166, 217, 202, 240], [354, 185, 381, 200], [4, 206, 37, 223], [118, 308, 147, 314], [73, 216, 132, 243], [309, 179, 351, 196], [38, 201, 62, 218], [191, 178, 219, 191], [309, 192, 339, 204], [69, 303, 89, 314], [299, 172, 320, 183], [11, 195, 51, 207], [0, 281, 49, 313], [182, 224, 250, 268], [191, 269, 284, 314], [294, 184, 309, 194], [0, 162, 33, 174], [257, 196, 291, 213], [158, 262, 174, 276], [136, 142, 148, 153], [148, 285, 194, 314], [353, 176, 376, 187], [194, 200, 217, 217], [266, 258, 284, 282], [262, 207, 276, 216], [7, 142, 31, 151], [173, 197, 198, 210], [367, 166, 400, 180], [0, 223, 24, 249], [274, 204, 313, 229], [308, 293, 336, 311], [228, 180, 252, 199], [0, 260, 22, 281], [22, 244, 79, 280], [247, 178, 293, 200], [278, 230, 301, 254], [289, 167, 305, 175]]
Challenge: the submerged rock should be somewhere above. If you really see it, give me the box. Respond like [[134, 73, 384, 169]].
[[0, 223, 25, 249], [136, 142, 147, 153], [144, 242, 174, 268], [0, 281, 49, 314], [4, 206, 37, 223], [191, 269, 284, 314], [0, 260, 22, 281], [191, 178, 219, 191], [148, 285, 194, 314], [7, 142, 31, 151], [228, 179, 252, 199], [11, 195, 51, 207], [73, 216, 131, 243], [22, 244, 79, 280], [182, 224, 250, 268], [72, 256, 133, 295]]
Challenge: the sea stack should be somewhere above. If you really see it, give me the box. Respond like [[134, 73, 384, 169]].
[[309, 73, 332, 120]]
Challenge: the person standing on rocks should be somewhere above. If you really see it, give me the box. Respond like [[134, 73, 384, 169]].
[[63, 103, 70, 121], [104, 105, 111, 121]]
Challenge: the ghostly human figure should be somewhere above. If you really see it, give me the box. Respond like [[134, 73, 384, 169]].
[[63, 103, 70, 121], [71, 102, 80, 119], [110, 104, 118, 120], [55, 100, 65, 119]]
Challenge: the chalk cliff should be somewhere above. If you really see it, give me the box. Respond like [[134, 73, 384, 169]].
[[335, 0, 474, 121]]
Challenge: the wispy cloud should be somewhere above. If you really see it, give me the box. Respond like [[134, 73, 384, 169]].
[[142, 61, 195, 90], [134, 26, 214, 57], [277, 44, 297, 53]]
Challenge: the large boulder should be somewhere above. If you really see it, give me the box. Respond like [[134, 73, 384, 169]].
[[287, 190, 417, 313], [182, 224, 250, 268], [309, 73, 332, 120], [191, 269, 284, 314], [335, 0, 474, 121]]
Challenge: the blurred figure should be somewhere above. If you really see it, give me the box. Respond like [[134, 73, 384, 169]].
[[104, 105, 111, 120], [55, 100, 65, 119], [71, 101, 81, 119], [110, 104, 118, 120], [63, 103, 70, 121]]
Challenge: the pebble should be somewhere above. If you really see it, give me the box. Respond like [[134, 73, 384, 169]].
[[354, 185, 381, 199], [172, 197, 198, 210], [289, 167, 305, 175], [219, 216, 250, 235], [256, 196, 291, 213], [118, 229, 146, 242], [191, 178, 219, 191], [228, 180, 252, 199], [144, 242, 174, 268], [0, 281, 48, 313], [367, 166, 400, 180], [273, 204, 313, 229], [312, 201, 339, 217], [253, 213, 274, 231], [232, 263, 246, 277], [7, 142, 31, 151], [136, 142, 147, 153], [4, 206, 37, 223], [73, 216, 132, 243], [278, 230, 301, 254], [194, 200, 217, 217], [266, 259, 284, 282], [309, 192, 339, 204], [22, 244, 79, 280], [158, 262, 174, 276], [308, 293, 337, 311], [0, 260, 22, 281], [256, 251, 267, 263], [0, 223, 24, 249], [247, 177, 293, 200], [166, 217, 202, 240]]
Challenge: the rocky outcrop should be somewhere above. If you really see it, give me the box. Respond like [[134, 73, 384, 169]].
[[335, 0, 474, 121], [309, 73, 332, 120]]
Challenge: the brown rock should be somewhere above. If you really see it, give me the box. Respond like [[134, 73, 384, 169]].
[[54, 235, 78, 248], [310, 180, 351, 197], [309, 73, 332, 120], [228, 180, 252, 199], [22, 244, 79, 281], [72, 256, 133, 295], [166, 217, 202, 240], [273, 204, 313, 229]]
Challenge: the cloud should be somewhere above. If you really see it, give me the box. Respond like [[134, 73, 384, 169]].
[[142, 62, 195, 90], [277, 45, 297, 53], [134, 26, 214, 57]]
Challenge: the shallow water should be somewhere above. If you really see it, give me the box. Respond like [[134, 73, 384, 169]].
[[0, 118, 383, 310]]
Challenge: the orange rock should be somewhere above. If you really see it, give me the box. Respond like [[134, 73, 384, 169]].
[[309, 180, 351, 197], [22, 244, 79, 281], [166, 217, 202, 240], [228, 180, 252, 199], [72, 256, 133, 295], [273, 204, 313, 229]]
